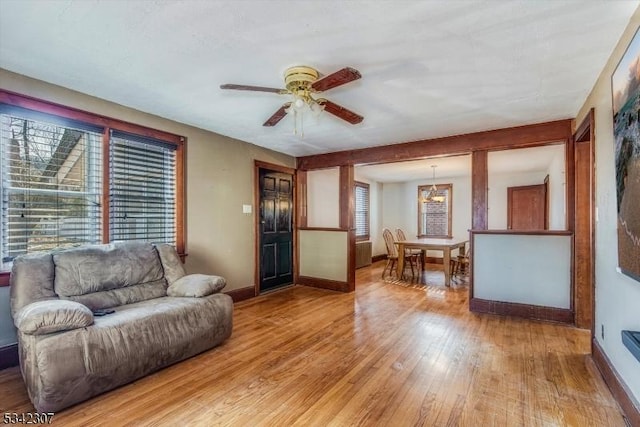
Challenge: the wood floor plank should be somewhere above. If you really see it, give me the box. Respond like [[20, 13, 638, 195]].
[[0, 262, 627, 426]]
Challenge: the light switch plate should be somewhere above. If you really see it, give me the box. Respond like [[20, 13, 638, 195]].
[[242, 204, 252, 214]]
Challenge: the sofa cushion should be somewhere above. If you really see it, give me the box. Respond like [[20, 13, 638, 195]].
[[10, 252, 57, 318], [53, 242, 166, 310], [155, 244, 186, 285], [167, 274, 226, 297], [15, 300, 93, 335]]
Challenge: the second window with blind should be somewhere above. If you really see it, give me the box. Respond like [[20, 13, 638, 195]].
[[354, 181, 370, 241]]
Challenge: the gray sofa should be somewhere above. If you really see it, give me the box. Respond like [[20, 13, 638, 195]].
[[9, 242, 233, 412]]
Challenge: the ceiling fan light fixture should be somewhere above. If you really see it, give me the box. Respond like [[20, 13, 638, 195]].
[[220, 65, 363, 130]]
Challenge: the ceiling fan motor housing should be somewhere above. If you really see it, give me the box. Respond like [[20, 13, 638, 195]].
[[284, 66, 319, 95]]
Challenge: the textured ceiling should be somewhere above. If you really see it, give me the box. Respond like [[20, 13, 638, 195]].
[[0, 1, 637, 157]]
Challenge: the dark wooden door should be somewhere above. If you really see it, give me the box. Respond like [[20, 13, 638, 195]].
[[259, 169, 293, 291], [507, 184, 547, 230]]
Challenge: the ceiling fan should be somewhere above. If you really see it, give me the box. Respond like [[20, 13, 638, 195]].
[[220, 65, 364, 127]]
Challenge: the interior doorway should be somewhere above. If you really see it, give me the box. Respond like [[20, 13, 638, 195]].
[[507, 182, 548, 230], [256, 162, 295, 293]]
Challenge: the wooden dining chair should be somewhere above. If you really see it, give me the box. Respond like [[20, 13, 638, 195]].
[[395, 228, 423, 270], [382, 228, 417, 279], [451, 244, 470, 278]]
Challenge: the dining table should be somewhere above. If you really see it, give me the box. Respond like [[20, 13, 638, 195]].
[[395, 237, 468, 286]]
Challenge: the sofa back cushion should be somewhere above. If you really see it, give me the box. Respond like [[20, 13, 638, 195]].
[[10, 252, 58, 318], [53, 242, 167, 310]]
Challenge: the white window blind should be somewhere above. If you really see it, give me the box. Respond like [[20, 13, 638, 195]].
[[0, 109, 102, 263], [109, 131, 176, 245], [355, 182, 370, 240]]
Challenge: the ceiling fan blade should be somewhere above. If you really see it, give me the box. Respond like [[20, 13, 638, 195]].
[[319, 100, 363, 125], [312, 67, 361, 92], [263, 103, 291, 127], [220, 84, 286, 94]]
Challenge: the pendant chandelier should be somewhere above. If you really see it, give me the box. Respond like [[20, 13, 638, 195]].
[[422, 165, 445, 203]]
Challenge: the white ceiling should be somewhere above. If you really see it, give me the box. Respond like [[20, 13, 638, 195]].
[[0, 1, 637, 157], [355, 144, 564, 183]]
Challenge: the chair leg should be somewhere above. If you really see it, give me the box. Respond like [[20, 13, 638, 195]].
[[382, 258, 390, 278]]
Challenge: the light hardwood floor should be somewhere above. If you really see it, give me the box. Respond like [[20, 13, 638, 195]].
[[0, 262, 625, 426]]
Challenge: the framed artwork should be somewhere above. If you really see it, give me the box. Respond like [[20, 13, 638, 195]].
[[612, 27, 640, 282]]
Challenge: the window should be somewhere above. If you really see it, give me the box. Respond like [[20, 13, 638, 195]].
[[109, 132, 176, 245], [418, 183, 452, 238], [0, 91, 184, 268], [354, 181, 370, 241], [0, 109, 103, 262]]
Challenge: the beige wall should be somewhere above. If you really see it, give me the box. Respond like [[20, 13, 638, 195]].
[[575, 9, 640, 403], [0, 68, 295, 293]]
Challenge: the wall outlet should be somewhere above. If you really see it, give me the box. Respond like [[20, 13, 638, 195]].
[[242, 204, 252, 214], [601, 324, 605, 340]]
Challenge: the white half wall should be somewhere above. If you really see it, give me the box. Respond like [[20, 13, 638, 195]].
[[473, 233, 572, 309], [299, 230, 347, 281]]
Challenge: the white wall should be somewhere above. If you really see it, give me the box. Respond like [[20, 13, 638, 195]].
[[353, 174, 385, 256], [547, 150, 567, 230], [576, 8, 640, 403], [307, 168, 340, 228], [473, 233, 572, 308], [381, 175, 472, 256], [487, 171, 547, 229], [488, 146, 566, 230]]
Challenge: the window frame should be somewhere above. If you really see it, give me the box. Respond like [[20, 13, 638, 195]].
[[417, 183, 452, 239], [0, 89, 186, 279], [354, 181, 370, 242]]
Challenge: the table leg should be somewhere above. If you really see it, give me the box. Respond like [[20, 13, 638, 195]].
[[396, 243, 405, 279], [443, 248, 451, 287]]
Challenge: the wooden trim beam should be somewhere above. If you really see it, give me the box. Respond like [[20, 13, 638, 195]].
[[339, 165, 356, 292], [226, 286, 256, 303], [470, 229, 573, 236], [592, 338, 640, 426], [0, 344, 19, 370], [297, 119, 572, 170], [471, 151, 488, 230], [0, 89, 182, 144], [297, 276, 350, 292], [469, 298, 574, 324]]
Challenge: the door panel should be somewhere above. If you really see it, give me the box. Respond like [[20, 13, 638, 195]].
[[260, 169, 294, 291], [507, 184, 547, 230]]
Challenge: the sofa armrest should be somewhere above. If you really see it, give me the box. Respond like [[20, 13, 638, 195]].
[[14, 300, 94, 335], [167, 274, 226, 297]]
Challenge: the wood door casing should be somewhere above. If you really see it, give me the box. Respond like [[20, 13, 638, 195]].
[[507, 184, 548, 230], [259, 169, 294, 292]]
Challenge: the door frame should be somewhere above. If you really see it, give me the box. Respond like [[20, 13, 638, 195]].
[[254, 160, 297, 296], [573, 108, 595, 333]]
